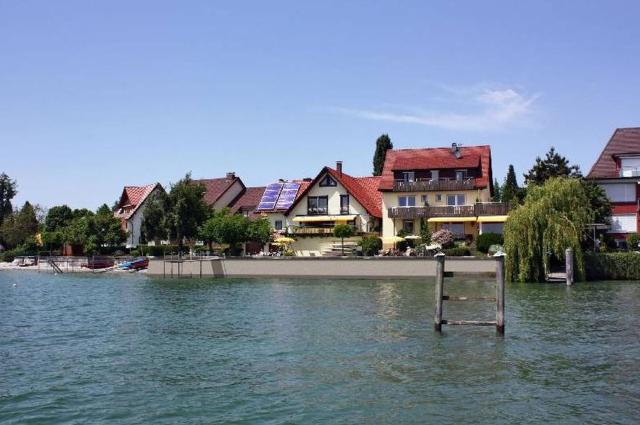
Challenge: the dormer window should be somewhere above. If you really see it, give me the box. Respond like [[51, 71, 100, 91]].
[[619, 157, 640, 177], [319, 175, 337, 187]]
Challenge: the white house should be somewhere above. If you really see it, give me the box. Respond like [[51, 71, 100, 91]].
[[114, 183, 164, 248]]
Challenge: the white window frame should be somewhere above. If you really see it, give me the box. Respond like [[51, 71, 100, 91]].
[[447, 194, 466, 206], [398, 196, 416, 207]]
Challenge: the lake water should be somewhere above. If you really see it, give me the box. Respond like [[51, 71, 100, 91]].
[[1, 271, 639, 424]]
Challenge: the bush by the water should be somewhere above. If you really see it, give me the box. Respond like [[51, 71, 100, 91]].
[[584, 252, 640, 280], [359, 236, 382, 256], [477, 233, 504, 253], [443, 246, 471, 256], [432, 229, 455, 248]]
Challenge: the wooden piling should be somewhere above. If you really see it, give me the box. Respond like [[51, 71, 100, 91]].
[[434, 252, 445, 332], [495, 252, 505, 335], [565, 248, 574, 286]]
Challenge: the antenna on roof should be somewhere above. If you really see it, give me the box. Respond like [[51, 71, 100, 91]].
[[451, 142, 462, 159]]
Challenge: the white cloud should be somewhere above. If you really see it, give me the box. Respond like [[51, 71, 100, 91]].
[[335, 85, 538, 132]]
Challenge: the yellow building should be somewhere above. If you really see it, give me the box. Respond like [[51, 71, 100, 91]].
[[379, 144, 508, 247]]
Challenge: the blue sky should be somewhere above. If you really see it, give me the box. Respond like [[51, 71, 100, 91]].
[[2, 1, 640, 209]]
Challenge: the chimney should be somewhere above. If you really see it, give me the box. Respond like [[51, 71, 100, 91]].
[[226, 172, 236, 179], [303, 177, 312, 182], [336, 160, 343, 177], [451, 143, 462, 159]]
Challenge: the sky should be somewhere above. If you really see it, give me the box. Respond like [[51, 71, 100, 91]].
[[2, 0, 640, 209]]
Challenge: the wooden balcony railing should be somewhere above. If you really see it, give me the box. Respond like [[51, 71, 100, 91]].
[[387, 202, 510, 219], [393, 178, 476, 192], [291, 227, 362, 236]]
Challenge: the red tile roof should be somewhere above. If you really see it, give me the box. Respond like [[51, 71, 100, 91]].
[[379, 145, 492, 191], [193, 176, 244, 206], [114, 183, 162, 221], [587, 128, 640, 179], [228, 186, 267, 215], [287, 167, 382, 218]]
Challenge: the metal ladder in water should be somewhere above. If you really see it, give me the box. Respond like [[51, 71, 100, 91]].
[[433, 252, 505, 335], [47, 258, 63, 274]]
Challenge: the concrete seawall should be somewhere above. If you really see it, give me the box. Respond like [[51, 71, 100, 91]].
[[148, 257, 497, 279]]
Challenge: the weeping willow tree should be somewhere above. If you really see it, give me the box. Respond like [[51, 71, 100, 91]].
[[504, 178, 591, 282]]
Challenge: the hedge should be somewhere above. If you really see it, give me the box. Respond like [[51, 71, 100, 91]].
[[477, 233, 504, 253], [443, 246, 472, 257], [584, 252, 640, 280]]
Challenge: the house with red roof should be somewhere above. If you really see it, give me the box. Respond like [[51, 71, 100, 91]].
[[114, 183, 164, 248], [379, 143, 508, 245], [260, 161, 382, 256], [193, 172, 247, 210], [586, 128, 640, 243]]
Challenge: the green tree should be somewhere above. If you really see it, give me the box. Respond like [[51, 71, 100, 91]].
[[0, 173, 17, 227], [45, 205, 74, 231], [524, 147, 581, 186], [63, 215, 96, 254], [419, 217, 432, 245], [0, 202, 39, 249], [246, 218, 272, 246], [333, 224, 354, 255], [504, 178, 591, 283], [141, 191, 169, 243], [94, 204, 127, 247], [502, 164, 523, 204], [199, 209, 248, 254], [372, 134, 393, 176], [164, 173, 210, 251], [580, 181, 612, 226], [492, 178, 502, 202]]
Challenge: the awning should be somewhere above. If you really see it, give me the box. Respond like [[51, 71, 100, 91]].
[[477, 215, 509, 223], [292, 215, 357, 223], [427, 217, 477, 223]]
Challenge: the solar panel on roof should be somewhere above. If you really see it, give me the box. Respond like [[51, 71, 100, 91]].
[[256, 183, 283, 211], [275, 182, 300, 210]]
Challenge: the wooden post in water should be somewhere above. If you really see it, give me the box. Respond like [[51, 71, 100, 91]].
[[565, 248, 574, 286], [495, 252, 505, 336], [434, 252, 445, 332]]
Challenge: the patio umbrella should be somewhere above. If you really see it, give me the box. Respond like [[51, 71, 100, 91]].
[[380, 236, 405, 243], [274, 236, 296, 244], [404, 235, 422, 240]]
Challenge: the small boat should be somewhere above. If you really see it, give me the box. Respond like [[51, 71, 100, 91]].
[[118, 257, 149, 271], [83, 257, 115, 270]]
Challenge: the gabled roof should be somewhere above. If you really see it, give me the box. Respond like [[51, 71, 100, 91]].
[[587, 128, 640, 179], [114, 183, 163, 221], [379, 145, 492, 190], [228, 186, 267, 215], [193, 175, 244, 206], [287, 167, 383, 218]]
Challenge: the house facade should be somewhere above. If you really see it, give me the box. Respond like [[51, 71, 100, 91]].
[[255, 162, 381, 255], [586, 128, 640, 242], [379, 144, 508, 246], [114, 183, 164, 248]]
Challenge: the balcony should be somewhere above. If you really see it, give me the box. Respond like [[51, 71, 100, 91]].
[[393, 178, 476, 192], [387, 202, 510, 219], [291, 226, 361, 236]]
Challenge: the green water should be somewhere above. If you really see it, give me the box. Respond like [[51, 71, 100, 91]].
[[0, 271, 639, 424]]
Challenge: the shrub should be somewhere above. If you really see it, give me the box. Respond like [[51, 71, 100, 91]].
[[477, 233, 504, 253], [584, 252, 640, 280], [432, 229, 455, 248], [443, 246, 471, 256], [360, 236, 382, 256], [626, 233, 640, 251]]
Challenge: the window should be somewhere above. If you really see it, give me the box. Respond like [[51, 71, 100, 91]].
[[481, 223, 504, 235], [455, 170, 467, 181], [308, 196, 328, 215], [398, 196, 416, 207], [443, 223, 464, 236], [275, 220, 283, 230], [421, 195, 428, 205], [402, 171, 415, 182], [431, 170, 439, 180], [436, 194, 442, 202], [447, 194, 466, 206], [340, 194, 350, 214], [319, 175, 337, 187], [609, 215, 637, 233], [403, 220, 414, 234], [603, 183, 636, 202]]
